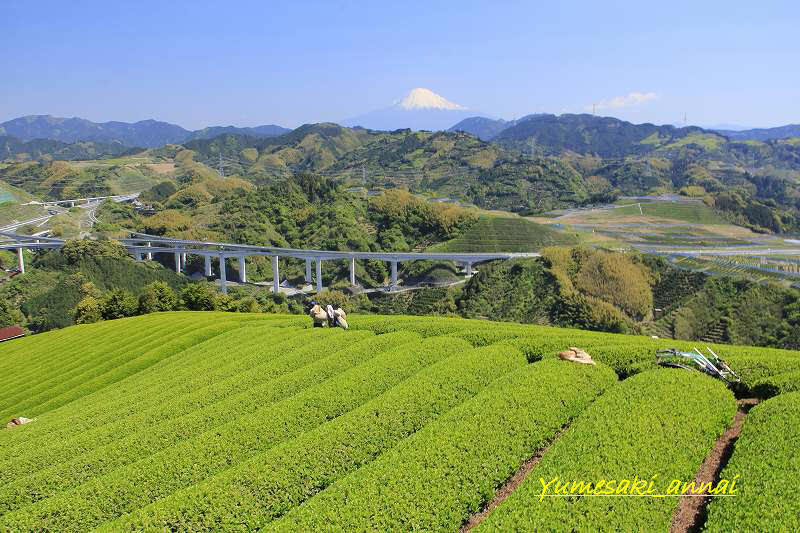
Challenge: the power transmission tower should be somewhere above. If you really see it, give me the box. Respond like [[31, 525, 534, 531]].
[[362, 165, 366, 184], [218, 154, 224, 178]]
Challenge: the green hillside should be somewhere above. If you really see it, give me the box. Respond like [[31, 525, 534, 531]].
[[493, 113, 718, 157], [0, 180, 37, 204], [582, 200, 726, 224], [5, 118, 800, 231], [1, 312, 799, 531], [182, 126, 590, 213], [0, 180, 43, 229], [0, 135, 137, 161], [0, 203, 44, 227], [0, 240, 190, 332], [0, 158, 175, 201], [168, 121, 800, 230], [429, 216, 578, 252]]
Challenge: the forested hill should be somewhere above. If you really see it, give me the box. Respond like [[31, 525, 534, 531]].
[[450, 113, 711, 148], [179, 124, 590, 212], [0, 135, 138, 161], [4, 115, 800, 232], [181, 122, 377, 173], [492, 113, 717, 157], [169, 119, 800, 230], [452, 113, 800, 150]]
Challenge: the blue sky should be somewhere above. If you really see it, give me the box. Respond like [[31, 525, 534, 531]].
[[1, 0, 798, 129]]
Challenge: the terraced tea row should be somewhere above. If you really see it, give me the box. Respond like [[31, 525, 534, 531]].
[[1, 312, 798, 531], [0, 326, 312, 456], [103, 342, 530, 531], [1, 321, 238, 422], [353, 315, 800, 388], [1, 336, 473, 530], [752, 369, 800, 397], [269, 360, 617, 531], [478, 369, 737, 531], [0, 324, 308, 454], [0, 313, 298, 421], [0, 329, 373, 511], [704, 392, 800, 531]]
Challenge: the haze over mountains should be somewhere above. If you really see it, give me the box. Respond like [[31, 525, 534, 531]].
[[463, 114, 715, 157], [1, 85, 799, 155], [0, 136, 135, 161], [450, 115, 800, 144], [4, 104, 800, 237], [713, 124, 800, 142], [448, 115, 540, 141], [0, 115, 290, 148]]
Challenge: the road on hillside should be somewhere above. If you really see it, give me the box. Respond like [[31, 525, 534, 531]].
[[0, 214, 53, 232], [78, 201, 102, 238]]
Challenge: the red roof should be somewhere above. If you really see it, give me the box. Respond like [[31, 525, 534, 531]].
[[0, 326, 25, 343]]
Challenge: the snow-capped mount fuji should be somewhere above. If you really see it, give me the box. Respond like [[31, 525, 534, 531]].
[[341, 88, 483, 131], [394, 88, 466, 111]]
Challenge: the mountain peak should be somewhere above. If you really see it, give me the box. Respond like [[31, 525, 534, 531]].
[[395, 88, 466, 111]]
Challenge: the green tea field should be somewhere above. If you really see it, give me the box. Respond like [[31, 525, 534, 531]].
[[1, 312, 798, 531], [429, 216, 578, 253]]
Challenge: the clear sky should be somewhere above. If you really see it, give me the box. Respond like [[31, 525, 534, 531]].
[[1, 0, 798, 129]]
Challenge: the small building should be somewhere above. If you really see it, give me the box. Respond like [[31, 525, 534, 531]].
[[0, 326, 25, 343]]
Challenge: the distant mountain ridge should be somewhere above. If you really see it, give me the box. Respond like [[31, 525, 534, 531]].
[[0, 115, 290, 148], [448, 117, 510, 140], [451, 113, 800, 146], [189, 124, 291, 140], [490, 113, 714, 157], [4, 116, 800, 235], [713, 124, 800, 142], [0, 135, 137, 161], [448, 114, 544, 140]]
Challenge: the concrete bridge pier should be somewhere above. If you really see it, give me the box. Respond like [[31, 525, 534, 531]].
[[305, 258, 312, 284], [315, 258, 323, 293], [465, 262, 473, 276], [390, 260, 398, 289], [16, 247, 24, 274], [219, 254, 228, 294], [181, 253, 188, 271], [146, 241, 153, 261], [238, 256, 247, 283], [69, 201, 75, 208], [204, 255, 212, 277], [174, 252, 181, 273], [349, 257, 356, 286], [272, 255, 279, 293]]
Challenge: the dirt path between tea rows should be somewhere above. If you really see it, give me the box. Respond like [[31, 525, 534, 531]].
[[460, 427, 568, 532], [670, 398, 759, 533]]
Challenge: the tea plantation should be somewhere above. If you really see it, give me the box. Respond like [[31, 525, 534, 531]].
[[1, 312, 798, 531]]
